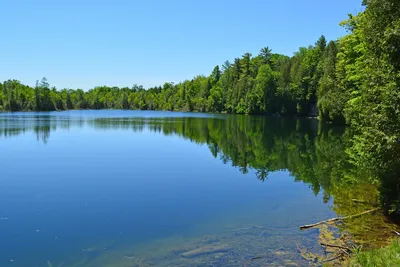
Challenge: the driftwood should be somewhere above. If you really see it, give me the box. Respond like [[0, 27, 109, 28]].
[[300, 208, 379, 230]]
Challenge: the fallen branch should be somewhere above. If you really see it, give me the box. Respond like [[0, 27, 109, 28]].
[[340, 248, 350, 256], [323, 253, 344, 263], [320, 243, 352, 251], [258, 230, 266, 237], [300, 208, 379, 230], [300, 217, 341, 230], [226, 224, 298, 232]]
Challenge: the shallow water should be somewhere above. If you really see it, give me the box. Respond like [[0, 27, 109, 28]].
[[0, 110, 355, 266]]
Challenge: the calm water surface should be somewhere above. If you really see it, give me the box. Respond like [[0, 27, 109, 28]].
[[0, 110, 345, 266]]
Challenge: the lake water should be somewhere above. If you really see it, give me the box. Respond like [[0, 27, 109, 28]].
[[0, 110, 374, 266]]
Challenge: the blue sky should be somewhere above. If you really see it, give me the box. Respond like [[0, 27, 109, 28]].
[[0, 0, 363, 90]]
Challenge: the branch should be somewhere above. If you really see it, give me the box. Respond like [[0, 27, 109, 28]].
[[300, 217, 340, 230], [323, 254, 344, 263], [299, 208, 379, 230], [225, 225, 264, 232], [340, 248, 350, 256], [320, 243, 352, 251]]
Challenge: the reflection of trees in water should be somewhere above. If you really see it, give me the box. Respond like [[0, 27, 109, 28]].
[[0, 115, 398, 221], [0, 127, 26, 138], [88, 116, 364, 206], [135, 117, 398, 220], [78, 116, 400, 243], [33, 125, 50, 144], [0, 115, 81, 144]]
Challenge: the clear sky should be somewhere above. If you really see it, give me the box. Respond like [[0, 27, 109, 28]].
[[0, 0, 363, 90]]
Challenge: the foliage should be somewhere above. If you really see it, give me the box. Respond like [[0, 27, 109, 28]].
[[337, 0, 400, 215], [350, 238, 400, 267]]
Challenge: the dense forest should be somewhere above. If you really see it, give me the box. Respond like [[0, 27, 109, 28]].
[[1, 0, 399, 211]]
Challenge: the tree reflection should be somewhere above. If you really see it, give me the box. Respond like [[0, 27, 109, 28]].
[[0, 114, 398, 222]]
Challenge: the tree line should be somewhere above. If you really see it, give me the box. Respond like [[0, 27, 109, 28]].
[[0, 42, 327, 117]]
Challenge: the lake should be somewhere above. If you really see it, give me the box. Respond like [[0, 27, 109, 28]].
[[0, 110, 387, 266]]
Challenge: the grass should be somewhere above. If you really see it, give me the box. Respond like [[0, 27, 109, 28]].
[[350, 238, 400, 267]]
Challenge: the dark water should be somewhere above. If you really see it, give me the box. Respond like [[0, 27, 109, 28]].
[[0, 110, 381, 266]]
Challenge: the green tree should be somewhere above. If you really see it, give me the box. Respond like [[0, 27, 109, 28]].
[[259, 47, 272, 64]]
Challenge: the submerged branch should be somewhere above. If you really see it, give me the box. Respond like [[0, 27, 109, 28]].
[[225, 225, 264, 232], [320, 242, 352, 251], [226, 224, 298, 233], [323, 253, 344, 263], [299, 208, 380, 230], [340, 248, 350, 256]]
